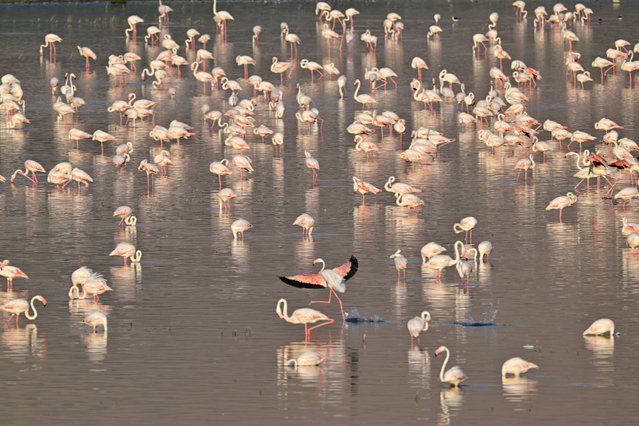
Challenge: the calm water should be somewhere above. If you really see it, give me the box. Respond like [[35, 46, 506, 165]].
[[0, 0, 638, 424]]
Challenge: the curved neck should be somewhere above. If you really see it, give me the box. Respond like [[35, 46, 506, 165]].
[[354, 81, 361, 99], [412, 81, 422, 101], [25, 297, 38, 320], [317, 260, 326, 272], [213, 0, 218, 16], [384, 177, 394, 191], [454, 242, 462, 262], [439, 348, 450, 381], [396, 194, 404, 206], [68, 285, 80, 299], [529, 154, 535, 167], [279, 299, 290, 321]]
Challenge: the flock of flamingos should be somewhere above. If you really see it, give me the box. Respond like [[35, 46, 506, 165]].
[[0, 0, 631, 388]]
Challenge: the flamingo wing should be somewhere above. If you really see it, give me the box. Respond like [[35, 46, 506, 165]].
[[279, 274, 327, 289], [332, 255, 359, 281]]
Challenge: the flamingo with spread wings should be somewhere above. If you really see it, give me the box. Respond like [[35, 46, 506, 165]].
[[279, 256, 358, 320]]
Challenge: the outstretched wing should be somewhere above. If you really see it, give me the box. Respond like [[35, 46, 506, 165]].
[[333, 255, 358, 281], [279, 274, 327, 289]]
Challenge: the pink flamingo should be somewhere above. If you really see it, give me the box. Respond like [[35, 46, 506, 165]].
[[10, 160, 46, 184], [0, 260, 29, 289], [276, 298, 335, 341], [77, 46, 97, 72], [453, 216, 478, 244], [502, 357, 539, 378], [279, 256, 358, 321], [125, 15, 144, 42], [40, 33, 62, 62], [109, 242, 142, 266], [0, 296, 47, 326]]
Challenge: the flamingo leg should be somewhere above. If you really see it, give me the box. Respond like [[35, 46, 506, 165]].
[[309, 290, 332, 305]]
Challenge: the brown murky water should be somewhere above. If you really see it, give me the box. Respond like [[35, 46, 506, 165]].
[[0, 1, 638, 424]]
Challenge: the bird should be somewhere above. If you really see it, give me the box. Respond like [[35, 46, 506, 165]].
[[79, 273, 113, 302], [212, 0, 234, 40], [386, 250, 406, 283], [424, 241, 464, 279], [502, 357, 539, 378], [353, 79, 377, 108], [113, 206, 134, 226], [84, 310, 108, 333], [218, 188, 237, 213], [546, 192, 577, 222], [276, 298, 334, 341], [287, 350, 325, 368], [125, 15, 144, 41], [304, 151, 320, 185], [209, 159, 232, 189], [453, 217, 478, 244], [583, 319, 616, 336], [0, 260, 29, 290], [352, 176, 381, 204], [77, 46, 97, 72], [478, 241, 493, 262], [279, 256, 358, 321], [109, 242, 142, 265], [231, 219, 252, 240], [621, 218, 639, 235], [515, 154, 535, 183], [39, 33, 62, 61], [384, 176, 422, 195], [421, 242, 446, 263], [0, 296, 47, 325], [407, 311, 431, 344], [10, 160, 46, 185], [435, 346, 466, 387], [293, 213, 315, 238]]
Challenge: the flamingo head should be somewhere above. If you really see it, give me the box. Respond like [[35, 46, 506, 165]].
[[312, 258, 324, 266], [35, 296, 48, 306], [434, 346, 446, 357]]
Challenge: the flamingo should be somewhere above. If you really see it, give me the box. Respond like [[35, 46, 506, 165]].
[[70, 266, 93, 299], [421, 243, 446, 263], [515, 154, 535, 183], [304, 151, 320, 185], [546, 192, 577, 222], [478, 241, 493, 262], [435, 346, 467, 387], [68, 128, 92, 149], [252, 25, 262, 44], [502, 358, 539, 378], [425, 241, 464, 279], [138, 160, 159, 190], [77, 46, 96, 72], [113, 206, 134, 226], [352, 176, 381, 204], [293, 213, 315, 238], [353, 79, 377, 109], [158, 0, 173, 25], [407, 311, 431, 345], [84, 310, 108, 333], [270, 57, 293, 85], [622, 218, 639, 236], [213, 0, 234, 40], [583, 319, 616, 336], [614, 187, 638, 207], [109, 242, 142, 265], [0, 296, 47, 326], [125, 15, 144, 42], [279, 256, 358, 321], [287, 350, 325, 367], [276, 298, 334, 341], [10, 160, 46, 184], [209, 159, 232, 189], [0, 260, 29, 289], [40, 33, 62, 61], [218, 188, 237, 213], [80, 273, 113, 301], [231, 219, 252, 240], [390, 250, 407, 282], [453, 216, 478, 244]]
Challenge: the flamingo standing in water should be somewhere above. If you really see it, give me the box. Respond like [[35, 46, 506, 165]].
[[113, 206, 134, 226], [209, 159, 232, 189], [435, 345, 467, 387], [304, 151, 320, 185], [424, 241, 463, 279], [502, 357, 539, 378], [293, 213, 315, 238], [279, 256, 358, 321], [109, 242, 142, 265], [0, 260, 29, 289], [213, 0, 234, 40], [583, 318, 616, 336], [84, 310, 108, 333], [421, 242, 446, 263], [125, 15, 144, 42], [10, 160, 46, 184], [40, 33, 62, 61], [390, 250, 407, 282], [407, 311, 430, 345], [352, 176, 381, 204], [546, 192, 577, 222], [0, 296, 47, 326], [276, 298, 335, 341], [77, 46, 97, 72], [453, 216, 478, 244]]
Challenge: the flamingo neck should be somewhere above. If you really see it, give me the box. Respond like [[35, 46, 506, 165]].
[[317, 260, 326, 272], [213, 0, 217, 16], [439, 348, 450, 382], [25, 297, 38, 320], [354, 81, 361, 100]]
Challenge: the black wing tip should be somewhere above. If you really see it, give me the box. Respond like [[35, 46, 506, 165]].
[[344, 255, 359, 281], [279, 275, 323, 290]]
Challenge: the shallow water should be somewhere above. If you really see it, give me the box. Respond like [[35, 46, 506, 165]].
[[0, 0, 638, 424]]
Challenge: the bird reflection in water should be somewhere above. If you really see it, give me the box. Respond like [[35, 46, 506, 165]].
[[408, 346, 431, 389], [437, 387, 463, 426], [502, 376, 538, 403], [295, 237, 314, 268], [69, 299, 112, 326], [391, 281, 407, 318], [1, 324, 46, 360], [110, 264, 141, 302], [231, 239, 250, 269], [84, 332, 108, 363], [584, 335, 615, 375]]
